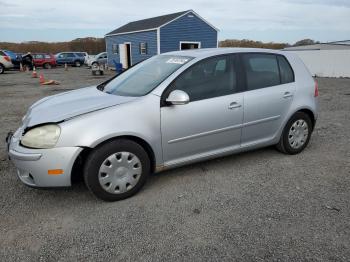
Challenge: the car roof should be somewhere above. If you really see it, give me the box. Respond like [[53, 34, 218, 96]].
[[162, 48, 288, 59]]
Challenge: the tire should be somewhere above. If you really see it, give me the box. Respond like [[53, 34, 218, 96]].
[[0, 64, 4, 74], [92, 62, 98, 67], [276, 112, 313, 154], [43, 63, 51, 69], [84, 139, 150, 201], [74, 60, 81, 67]]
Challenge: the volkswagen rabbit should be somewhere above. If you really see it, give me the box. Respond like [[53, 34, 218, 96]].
[[6, 48, 319, 201]]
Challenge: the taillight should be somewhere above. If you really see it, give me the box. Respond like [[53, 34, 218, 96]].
[[314, 80, 319, 97], [4, 56, 11, 62]]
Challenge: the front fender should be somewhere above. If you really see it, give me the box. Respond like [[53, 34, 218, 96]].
[[55, 94, 163, 165]]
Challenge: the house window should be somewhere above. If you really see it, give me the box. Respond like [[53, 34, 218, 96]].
[[112, 44, 119, 54], [140, 42, 147, 55]]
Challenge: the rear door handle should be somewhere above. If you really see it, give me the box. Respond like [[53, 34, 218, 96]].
[[283, 92, 293, 99], [228, 102, 241, 109]]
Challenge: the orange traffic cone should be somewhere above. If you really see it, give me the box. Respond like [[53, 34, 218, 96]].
[[32, 67, 38, 78], [64, 63, 68, 71], [39, 74, 45, 84]]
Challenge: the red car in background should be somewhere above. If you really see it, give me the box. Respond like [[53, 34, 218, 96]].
[[32, 53, 56, 69]]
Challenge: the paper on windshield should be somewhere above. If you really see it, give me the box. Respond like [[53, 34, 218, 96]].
[[166, 58, 189, 64]]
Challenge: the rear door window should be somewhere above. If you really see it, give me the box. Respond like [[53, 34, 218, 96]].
[[242, 53, 280, 90]]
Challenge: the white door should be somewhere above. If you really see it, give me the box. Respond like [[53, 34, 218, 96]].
[[119, 44, 128, 69]]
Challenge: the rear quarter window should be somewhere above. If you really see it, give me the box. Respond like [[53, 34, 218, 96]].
[[277, 56, 294, 84]]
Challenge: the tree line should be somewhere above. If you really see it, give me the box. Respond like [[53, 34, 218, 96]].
[[219, 39, 320, 49], [0, 37, 319, 54], [0, 37, 105, 55]]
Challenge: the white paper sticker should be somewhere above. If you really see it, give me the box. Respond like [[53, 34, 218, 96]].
[[166, 58, 189, 64]]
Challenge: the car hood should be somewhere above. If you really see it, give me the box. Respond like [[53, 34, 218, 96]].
[[24, 86, 138, 127]]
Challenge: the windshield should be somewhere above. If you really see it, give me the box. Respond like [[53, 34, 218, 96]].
[[103, 55, 193, 97], [3, 50, 16, 58]]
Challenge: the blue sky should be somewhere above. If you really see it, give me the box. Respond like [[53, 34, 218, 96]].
[[0, 0, 349, 44]]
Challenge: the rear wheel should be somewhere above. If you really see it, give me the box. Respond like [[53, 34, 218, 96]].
[[277, 112, 313, 154], [43, 63, 52, 69], [0, 64, 4, 74], [84, 139, 150, 201]]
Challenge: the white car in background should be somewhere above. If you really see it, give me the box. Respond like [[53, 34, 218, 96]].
[[86, 52, 107, 67], [0, 50, 14, 74]]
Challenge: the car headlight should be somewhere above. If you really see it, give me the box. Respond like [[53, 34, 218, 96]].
[[21, 124, 61, 149]]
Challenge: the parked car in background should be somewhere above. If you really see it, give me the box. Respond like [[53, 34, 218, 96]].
[[32, 53, 56, 69], [55, 52, 85, 67], [75, 52, 89, 64], [84, 54, 95, 65], [1, 50, 22, 69], [0, 50, 14, 74], [6, 48, 318, 201], [86, 52, 107, 67]]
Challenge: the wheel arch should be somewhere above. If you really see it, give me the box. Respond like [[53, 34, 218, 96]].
[[275, 106, 317, 145], [293, 108, 316, 130], [70, 135, 156, 184]]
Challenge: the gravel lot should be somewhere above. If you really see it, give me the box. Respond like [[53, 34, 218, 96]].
[[0, 67, 349, 261]]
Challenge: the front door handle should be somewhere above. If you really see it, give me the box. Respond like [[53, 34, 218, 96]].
[[228, 102, 241, 109], [283, 92, 293, 99]]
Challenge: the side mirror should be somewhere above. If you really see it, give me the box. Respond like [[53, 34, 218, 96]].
[[166, 90, 190, 105]]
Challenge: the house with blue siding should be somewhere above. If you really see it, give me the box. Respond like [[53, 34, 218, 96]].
[[105, 10, 219, 69]]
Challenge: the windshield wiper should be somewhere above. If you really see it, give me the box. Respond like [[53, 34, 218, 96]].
[[96, 69, 125, 91], [96, 82, 107, 91]]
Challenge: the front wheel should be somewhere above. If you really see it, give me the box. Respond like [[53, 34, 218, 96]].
[[276, 112, 313, 154], [0, 64, 4, 74], [74, 60, 81, 67], [84, 139, 150, 201]]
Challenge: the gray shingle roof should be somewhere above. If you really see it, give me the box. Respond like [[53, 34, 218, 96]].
[[106, 10, 190, 36]]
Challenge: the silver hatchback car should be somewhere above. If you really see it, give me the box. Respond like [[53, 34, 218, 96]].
[[7, 48, 319, 201]]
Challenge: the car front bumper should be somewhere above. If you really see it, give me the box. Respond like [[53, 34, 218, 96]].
[[6, 129, 83, 188]]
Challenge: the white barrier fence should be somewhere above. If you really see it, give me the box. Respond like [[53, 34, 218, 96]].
[[286, 50, 350, 78]]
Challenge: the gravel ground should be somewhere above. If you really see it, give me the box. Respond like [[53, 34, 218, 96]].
[[0, 68, 349, 261]]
